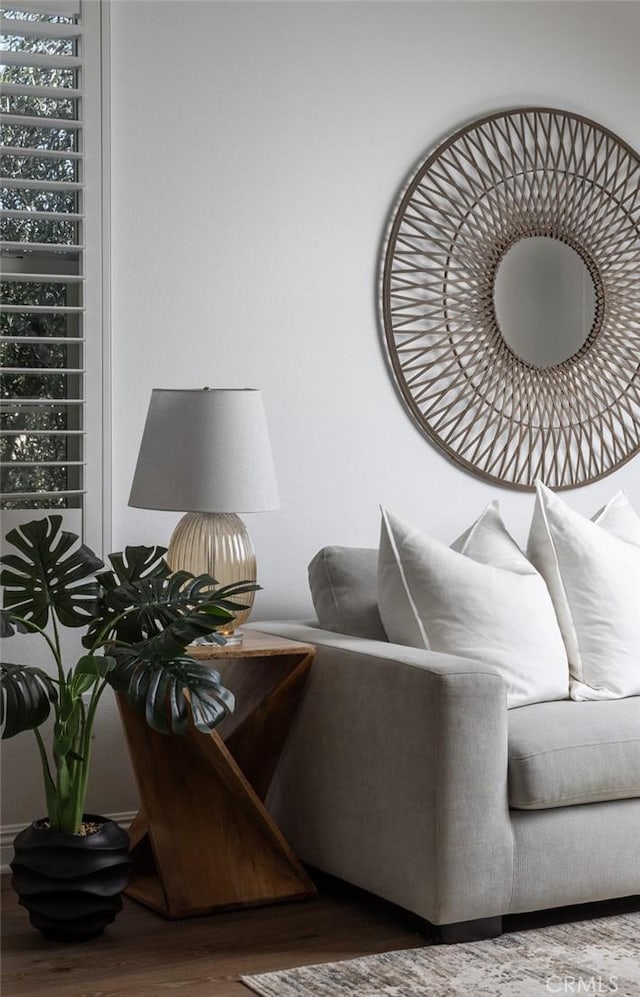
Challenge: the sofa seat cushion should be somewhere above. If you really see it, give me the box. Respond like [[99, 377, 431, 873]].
[[508, 698, 640, 810]]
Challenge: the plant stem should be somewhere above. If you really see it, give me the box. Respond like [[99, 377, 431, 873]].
[[68, 695, 87, 832], [50, 610, 65, 688], [33, 727, 58, 824], [75, 678, 108, 827]]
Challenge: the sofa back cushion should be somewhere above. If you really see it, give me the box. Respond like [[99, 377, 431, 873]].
[[308, 546, 387, 641]]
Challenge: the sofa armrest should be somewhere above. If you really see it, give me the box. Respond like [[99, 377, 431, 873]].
[[251, 621, 514, 925]]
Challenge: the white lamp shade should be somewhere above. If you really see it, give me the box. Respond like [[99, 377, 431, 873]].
[[128, 388, 279, 513]]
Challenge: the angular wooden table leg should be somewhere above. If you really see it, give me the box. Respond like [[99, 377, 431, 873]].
[[117, 632, 316, 917]]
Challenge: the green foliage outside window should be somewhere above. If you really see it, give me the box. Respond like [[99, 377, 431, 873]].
[[1, 12, 83, 510]]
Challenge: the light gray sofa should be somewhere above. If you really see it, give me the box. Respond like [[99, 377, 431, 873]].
[[250, 549, 640, 942]]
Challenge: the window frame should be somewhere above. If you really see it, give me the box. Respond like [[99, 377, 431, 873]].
[[0, 0, 110, 557]]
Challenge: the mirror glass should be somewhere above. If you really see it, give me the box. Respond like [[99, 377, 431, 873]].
[[494, 236, 596, 368]]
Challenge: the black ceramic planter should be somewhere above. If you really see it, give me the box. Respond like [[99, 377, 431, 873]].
[[10, 815, 132, 941]]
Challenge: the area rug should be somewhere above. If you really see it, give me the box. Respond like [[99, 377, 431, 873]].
[[241, 912, 640, 997]]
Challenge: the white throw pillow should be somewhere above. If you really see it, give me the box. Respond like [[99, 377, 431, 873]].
[[378, 504, 569, 708], [592, 491, 640, 545], [527, 482, 640, 701]]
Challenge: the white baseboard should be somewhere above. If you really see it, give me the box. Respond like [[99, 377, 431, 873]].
[[1, 811, 137, 874]]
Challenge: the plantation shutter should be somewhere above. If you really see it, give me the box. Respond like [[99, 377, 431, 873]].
[[1, 0, 103, 543]]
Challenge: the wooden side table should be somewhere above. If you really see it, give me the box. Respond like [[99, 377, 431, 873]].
[[117, 631, 316, 918]]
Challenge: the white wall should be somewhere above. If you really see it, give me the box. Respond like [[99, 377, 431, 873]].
[[3, 0, 640, 841], [110, 0, 640, 615]]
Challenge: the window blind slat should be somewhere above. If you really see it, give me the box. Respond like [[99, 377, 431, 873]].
[[0, 49, 82, 70], [2, 366, 84, 373], [0, 273, 84, 282], [0, 428, 83, 435], [0, 490, 86, 500], [1, 305, 84, 314], [1, 240, 83, 252], [1, 461, 84, 467], [1, 208, 84, 222], [0, 113, 83, 130], [3, 1, 80, 17], [1, 394, 84, 399], [1, 145, 82, 160], [0, 81, 82, 99], [0, 338, 84, 345], [0, 16, 82, 39], [2, 178, 84, 191]]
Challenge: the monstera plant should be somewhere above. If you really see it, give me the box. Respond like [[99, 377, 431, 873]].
[[0, 515, 257, 940]]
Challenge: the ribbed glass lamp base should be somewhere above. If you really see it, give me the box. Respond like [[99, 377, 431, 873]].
[[167, 512, 257, 635]]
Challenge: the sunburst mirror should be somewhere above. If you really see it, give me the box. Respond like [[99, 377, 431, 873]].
[[380, 107, 640, 490]]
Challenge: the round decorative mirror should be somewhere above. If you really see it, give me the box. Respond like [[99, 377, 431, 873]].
[[380, 107, 640, 490], [494, 237, 598, 368]]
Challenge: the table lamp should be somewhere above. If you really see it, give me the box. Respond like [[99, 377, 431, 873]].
[[128, 387, 279, 641]]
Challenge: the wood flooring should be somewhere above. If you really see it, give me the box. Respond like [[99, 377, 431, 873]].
[[1, 870, 425, 997], [2, 870, 638, 997]]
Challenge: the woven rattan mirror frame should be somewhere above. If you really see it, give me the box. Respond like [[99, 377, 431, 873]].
[[380, 107, 640, 490]]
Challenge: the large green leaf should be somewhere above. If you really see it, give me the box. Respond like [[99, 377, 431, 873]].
[[86, 562, 259, 651], [0, 663, 57, 739], [83, 545, 169, 647], [110, 651, 235, 735], [0, 516, 103, 630], [132, 595, 250, 659], [96, 545, 170, 592]]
